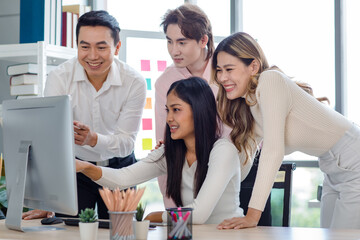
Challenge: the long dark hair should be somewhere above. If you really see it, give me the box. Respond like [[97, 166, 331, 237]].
[[165, 77, 221, 206]]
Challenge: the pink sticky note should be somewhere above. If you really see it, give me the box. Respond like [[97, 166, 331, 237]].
[[157, 60, 167, 72], [141, 60, 151, 71], [142, 118, 152, 130]]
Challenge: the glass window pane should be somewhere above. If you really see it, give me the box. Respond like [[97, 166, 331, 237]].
[[291, 167, 322, 227], [243, 0, 335, 108], [243, 0, 334, 162], [107, 0, 183, 32], [63, 0, 86, 5], [197, 0, 231, 37], [243, 1, 332, 228], [345, 0, 360, 125]]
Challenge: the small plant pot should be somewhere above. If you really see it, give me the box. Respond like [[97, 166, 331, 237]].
[[134, 220, 150, 239], [79, 221, 99, 240]]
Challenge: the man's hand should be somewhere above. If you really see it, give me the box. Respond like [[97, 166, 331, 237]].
[[217, 208, 261, 229], [22, 209, 54, 220], [73, 120, 98, 147]]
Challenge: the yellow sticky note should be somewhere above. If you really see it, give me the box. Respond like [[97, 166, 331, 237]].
[[142, 139, 152, 150]]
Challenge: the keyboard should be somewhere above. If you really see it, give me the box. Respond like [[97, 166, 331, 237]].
[[63, 218, 109, 229]]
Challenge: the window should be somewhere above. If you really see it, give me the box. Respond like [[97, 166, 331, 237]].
[[107, 0, 183, 32], [243, 0, 334, 226], [345, 0, 360, 125], [243, 0, 334, 107], [196, 0, 231, 37]]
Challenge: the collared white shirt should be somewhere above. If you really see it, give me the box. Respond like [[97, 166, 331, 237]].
[[44, 57, 146, 162]]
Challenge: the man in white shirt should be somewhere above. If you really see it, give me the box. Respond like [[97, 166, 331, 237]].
[[31, 10, 146, 219]]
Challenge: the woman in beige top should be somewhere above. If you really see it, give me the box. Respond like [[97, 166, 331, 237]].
[[212, 32, 360, 229]]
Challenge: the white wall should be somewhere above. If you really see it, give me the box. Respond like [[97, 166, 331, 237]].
[[0, 0, 20, 44], [0, 0, 20, 154]]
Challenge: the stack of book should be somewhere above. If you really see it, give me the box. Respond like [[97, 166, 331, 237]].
[[8, 63, 57, 96], [61, 4, 91, 48]]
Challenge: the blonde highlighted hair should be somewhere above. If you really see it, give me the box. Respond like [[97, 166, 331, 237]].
[[212, 32, 329, 164]]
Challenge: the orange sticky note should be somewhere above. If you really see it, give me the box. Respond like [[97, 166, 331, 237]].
[[144, 98, 152, 109]]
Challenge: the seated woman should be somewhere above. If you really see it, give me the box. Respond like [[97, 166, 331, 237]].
[[76, 77, 244, 224]]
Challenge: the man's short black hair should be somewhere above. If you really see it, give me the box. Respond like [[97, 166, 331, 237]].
[[76, 10, 121, 46]]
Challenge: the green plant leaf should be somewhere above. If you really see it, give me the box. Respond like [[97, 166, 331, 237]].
[[135, 202, 146, 221], [78, 208, 98, 223]]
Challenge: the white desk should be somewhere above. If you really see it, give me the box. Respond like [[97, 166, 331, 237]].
[[1, 219, 360, 240]]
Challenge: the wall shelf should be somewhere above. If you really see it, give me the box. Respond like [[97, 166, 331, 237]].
[[0, 41, 76, 96]]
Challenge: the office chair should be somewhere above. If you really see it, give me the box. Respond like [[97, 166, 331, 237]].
[[240, 150, 272, 226], [273, 162, 296, 227], [240, 150, 296, 227]]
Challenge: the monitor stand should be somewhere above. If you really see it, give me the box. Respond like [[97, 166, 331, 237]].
[[5, 141, 64, 232]]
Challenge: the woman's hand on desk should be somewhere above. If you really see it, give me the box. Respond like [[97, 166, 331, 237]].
[[22, 209, 54, 220], [217, 208, 261, 229]]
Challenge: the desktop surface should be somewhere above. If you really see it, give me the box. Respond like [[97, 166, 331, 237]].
[[1, 219, 360, 240]]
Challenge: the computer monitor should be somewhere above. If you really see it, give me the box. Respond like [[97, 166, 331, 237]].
[[2, 95, 78, 232]]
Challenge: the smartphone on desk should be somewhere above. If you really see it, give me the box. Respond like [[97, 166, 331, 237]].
[[63, 218, 110, 229], [150, 222, 167, 226], [64, 218, 158, 229]]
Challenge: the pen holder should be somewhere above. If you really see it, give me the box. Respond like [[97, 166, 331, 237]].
[[108, 211, 136, 240], [166, 207, 193, 240]]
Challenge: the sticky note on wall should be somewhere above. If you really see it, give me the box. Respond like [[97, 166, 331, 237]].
[[141, 60, 150, 71], [144, 98, 152, 109], [142, 118, 152, 130], [157, 60, 167, 71], [146, 78, 151, 90], [142, 138, 152, 150]]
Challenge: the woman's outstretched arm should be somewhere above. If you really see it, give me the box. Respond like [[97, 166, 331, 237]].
[[76, 160, 102, 180]]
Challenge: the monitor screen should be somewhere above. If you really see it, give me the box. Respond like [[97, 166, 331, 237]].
[[2, 95, 78, 232]]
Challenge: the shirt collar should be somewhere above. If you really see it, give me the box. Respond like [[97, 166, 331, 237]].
[[73, 58, 123, 87], [176, 57, 212, 83]]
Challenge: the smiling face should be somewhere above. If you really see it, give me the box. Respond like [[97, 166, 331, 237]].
[[77, 26, 120, 83], [216, 51, 258, 100], [166, 90, 195, 143], [166, 24, 207, 69]]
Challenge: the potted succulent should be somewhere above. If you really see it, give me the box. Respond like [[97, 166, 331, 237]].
[[78, 208, 99, 240], [134, 202, 150, 239]]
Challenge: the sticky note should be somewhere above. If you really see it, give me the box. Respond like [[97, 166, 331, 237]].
[[157, 60, 167, 71], [142, 118, 152, 130], [144, 98, 152, 109], [146, 78, 151, 90], [141, 60, 150, 71], [142, 138, 152, 150]]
